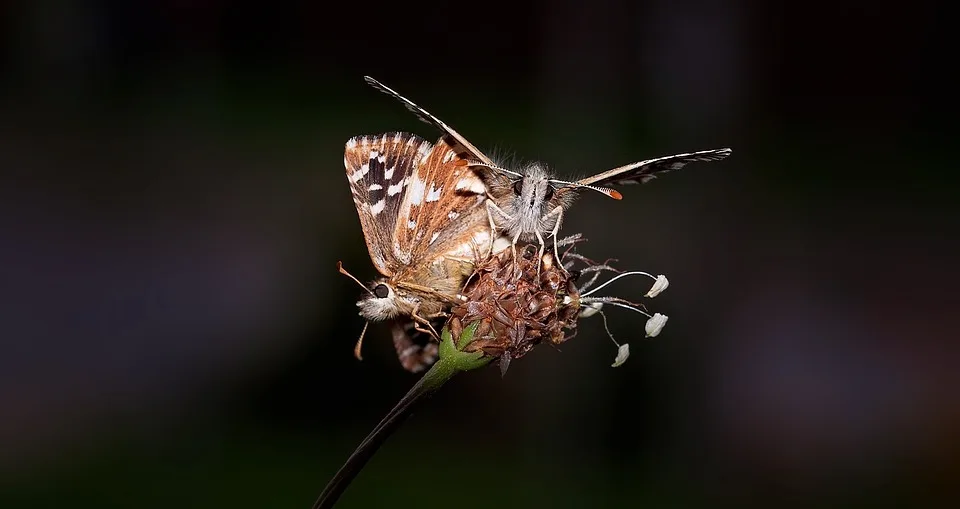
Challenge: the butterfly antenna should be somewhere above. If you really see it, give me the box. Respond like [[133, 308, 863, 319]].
[[338, 261, 374, 296], [550, 179, 622, 200], [353, 321, 369, 361], [466, 161, 523, 178]]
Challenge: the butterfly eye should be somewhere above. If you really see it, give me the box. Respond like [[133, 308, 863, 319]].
[[544, 186, 555, 200], [373, 284, 390, 298], [512, 180, 523, 195]]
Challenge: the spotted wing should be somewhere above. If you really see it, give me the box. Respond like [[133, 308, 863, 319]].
[[392, 138, 492, 267], [364, 76, 497, 167], [575, 148, 732, 187], [344, 132, 434, 277]]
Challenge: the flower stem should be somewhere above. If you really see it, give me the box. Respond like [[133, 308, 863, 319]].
[[311, 322, 490, 509]]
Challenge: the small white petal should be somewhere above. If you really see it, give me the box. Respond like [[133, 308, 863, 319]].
[[645, 274, 669, 298], [644, 313, 668, 337], [579, 301, 603, 319], [611, 343, 630, 367]]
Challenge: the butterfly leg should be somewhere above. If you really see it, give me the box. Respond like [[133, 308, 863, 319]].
[[408, 302, 441, 340], [485, 200, 513, 259], [483, 201, 503, 260], [544, 205, 566, 270], [533, 228, 547, 277], [412, 320, 442, 343]]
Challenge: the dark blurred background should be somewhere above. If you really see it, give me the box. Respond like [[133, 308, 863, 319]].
[[1, 1, 957, 508]]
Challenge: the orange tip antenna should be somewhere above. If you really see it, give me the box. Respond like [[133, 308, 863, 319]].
[[338, 261, 374, 296], [353, 321, 369, 361]]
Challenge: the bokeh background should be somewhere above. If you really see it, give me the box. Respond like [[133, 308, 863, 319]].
[[2, 1, 956, 508]]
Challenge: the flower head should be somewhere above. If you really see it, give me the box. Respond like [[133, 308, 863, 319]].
[[445, 244, 581, 374]]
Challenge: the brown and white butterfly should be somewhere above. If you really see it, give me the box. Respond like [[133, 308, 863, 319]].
[[364, 76, 732, 265], [342, 131, 507, 372]]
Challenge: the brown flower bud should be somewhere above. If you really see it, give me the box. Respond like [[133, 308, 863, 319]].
[[444, 244, 582, 373]]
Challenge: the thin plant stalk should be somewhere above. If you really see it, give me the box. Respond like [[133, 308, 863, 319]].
[[311, 323, 489, 509]]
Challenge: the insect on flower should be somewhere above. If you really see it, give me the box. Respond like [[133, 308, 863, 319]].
[[340, 132, 509, 372], [442, 233, 674, 373], [363, 76, 732, 269]]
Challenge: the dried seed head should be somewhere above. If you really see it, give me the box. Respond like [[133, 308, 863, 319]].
[[445, 244, 581, 370], [441, 234, 673, 373]]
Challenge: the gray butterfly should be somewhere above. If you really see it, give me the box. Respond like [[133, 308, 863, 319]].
[[364, 76, 732, 265]]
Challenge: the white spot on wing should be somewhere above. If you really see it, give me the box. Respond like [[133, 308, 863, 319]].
[[370, 150, 379, 159], [393, 239, 407, 263], [407, 219, 417, 229], [430, 232, 440, 244], [350, 163, 370, 183], [408, 174, 426, 205], [372, 253, 385, 271], [472, 229, 491, 245], [447, 211, 459, 220], [368, 183, 383, 191], [414, 141, 431, 166], [370, 199, 386, 215], [417, 141, 431, 157], [377, 155, 385, 164], [454, 174, 486, 194], [425, 184, 443, 202], [387, 179, 405, 196], [443, 151, 456, 163], [345, 138, 357, 149], [447, 230, 493, 259], [384, 167, 395, 180], [491, 235, 511, 254]]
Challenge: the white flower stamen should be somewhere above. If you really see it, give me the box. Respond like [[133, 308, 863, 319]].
[[578, 301, 603, 319], [582, 271, 665, 298], [611, 344, 630, 367], [644, 275, 669, 298], [644, 313, 668, 337]]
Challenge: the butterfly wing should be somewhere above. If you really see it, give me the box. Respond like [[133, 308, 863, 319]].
[[575, 148, 732, 187], [364, 76, 497, 167], [344, 132, 435, 277], [392, 138, 493, 269], [389, 318, 444, 372]]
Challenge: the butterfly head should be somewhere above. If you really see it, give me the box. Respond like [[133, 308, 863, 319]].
[[507, 163, 620, 217], [338, 262, 415, 322], [356, 279, 418, 321], [512, 163, 557, 215]]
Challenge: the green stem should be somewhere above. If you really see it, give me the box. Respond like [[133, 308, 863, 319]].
[[311, 322, 490, 509]]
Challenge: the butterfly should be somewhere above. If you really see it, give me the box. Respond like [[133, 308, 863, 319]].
[[363, 76, 732, 266], [342, 131, 508, 372]]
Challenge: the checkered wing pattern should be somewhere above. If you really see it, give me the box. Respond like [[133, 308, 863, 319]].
[[575, 148, 733, 187], [392, 138, 491, 267], [344, 132, 433, 276], [345, 132, 492, 278]]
